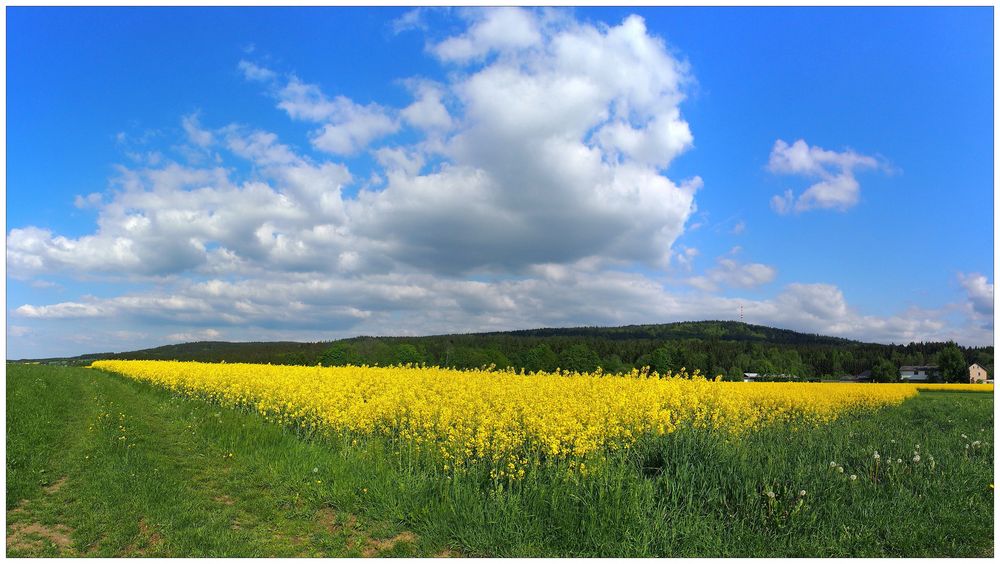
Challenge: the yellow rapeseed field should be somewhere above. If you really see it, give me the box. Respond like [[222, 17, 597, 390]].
[[90, 360, 992, 478]]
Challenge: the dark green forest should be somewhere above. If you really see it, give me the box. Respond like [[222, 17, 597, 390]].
[[24, 321, 993, 383]]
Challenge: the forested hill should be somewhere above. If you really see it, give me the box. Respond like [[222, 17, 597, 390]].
[[497, 321, 857, 345], [19, 320, 993, 381]]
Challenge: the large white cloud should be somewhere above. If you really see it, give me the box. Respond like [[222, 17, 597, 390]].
[[958, 272, 994, 329], [10, 8, 700, 280], [7, 8, 990, 357], [11, 267, 983, 348]]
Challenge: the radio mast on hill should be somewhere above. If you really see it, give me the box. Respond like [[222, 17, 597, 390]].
[[739, 304, 744, 323]]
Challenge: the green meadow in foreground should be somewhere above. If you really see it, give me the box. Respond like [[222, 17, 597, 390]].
[[6, 364, 994, 557]]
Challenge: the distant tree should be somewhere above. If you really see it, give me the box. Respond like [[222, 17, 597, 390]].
[[522, 344, 559, 372], [829, 350, 849, 375], [559, 344, 600, 373], [754, 359, 776, 375], [481, 348, 511, 370], [600, 354, 629, 375], [767, 347, 784, 373], [936, 343, 967, 383], [647, 346, 680, 374], [704, 324, 725, 340], [733, 353, 751, 372], [319, 344, 360, 366], [782, 350, 804, 376], [871, 358, 899, 383], [686, 350, 710, 375], [393, 343, 424, 365], [974, 350, 994, 377], [447, 347, 489, 370], [369, 341, 395, 366], [280, 352, 310, 366]]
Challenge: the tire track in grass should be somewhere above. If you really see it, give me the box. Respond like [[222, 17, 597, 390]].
[[6, 365, 429, 557], [9, 365, 991, 557]]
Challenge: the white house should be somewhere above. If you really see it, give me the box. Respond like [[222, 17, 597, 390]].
[[968, 363, 988, 383], [743, 372, 759, 382], [899, 365, 938, 382]]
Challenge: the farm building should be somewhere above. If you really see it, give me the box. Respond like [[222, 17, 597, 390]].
[[968, 363, 988, 383], [899, 365, 938, 382]]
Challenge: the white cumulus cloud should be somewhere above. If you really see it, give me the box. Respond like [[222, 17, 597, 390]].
[[7, 8, 987, 356], [768, 138, 888, 213], [431, 7, 543, 63], [275, 77, 401, 155], [687, 252, 776, 292], [958, 272, 993, 328], [401, 80, 453, 132]]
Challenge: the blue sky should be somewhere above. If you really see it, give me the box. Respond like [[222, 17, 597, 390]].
[[6, 7, 994, 358]]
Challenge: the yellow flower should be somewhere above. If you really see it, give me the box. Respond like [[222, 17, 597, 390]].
[[90, 359, 992, 474]]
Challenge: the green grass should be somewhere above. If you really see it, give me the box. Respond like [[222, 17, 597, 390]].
[[6, 364, 994, 557]]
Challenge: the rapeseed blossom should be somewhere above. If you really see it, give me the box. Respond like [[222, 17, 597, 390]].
[[90, 360, 993, 477]]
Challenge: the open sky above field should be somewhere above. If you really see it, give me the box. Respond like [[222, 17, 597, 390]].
[[6, 6, 994, 358]]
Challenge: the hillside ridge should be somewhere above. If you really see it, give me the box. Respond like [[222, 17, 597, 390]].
[[16, 320, 859, 363], [14, 321, 992, 382]]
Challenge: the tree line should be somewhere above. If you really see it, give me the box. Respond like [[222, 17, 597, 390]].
[[76, 321, 991, 382], [312, 322, 992, 382]]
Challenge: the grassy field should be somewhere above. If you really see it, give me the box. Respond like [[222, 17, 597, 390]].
[[6, 364, 994, 557]]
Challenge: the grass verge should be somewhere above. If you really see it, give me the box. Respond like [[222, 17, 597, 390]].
[[6, 364, 994, 557]]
